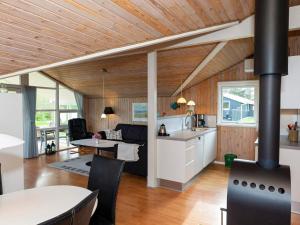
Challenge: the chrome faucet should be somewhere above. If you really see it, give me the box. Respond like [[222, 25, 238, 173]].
[[185, 113, 194, 130]]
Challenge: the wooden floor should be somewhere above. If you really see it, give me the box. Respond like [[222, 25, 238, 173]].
[[24, 150, 300, 225]]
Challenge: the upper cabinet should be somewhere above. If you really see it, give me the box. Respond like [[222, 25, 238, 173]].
[[281, 56, 300, 109]]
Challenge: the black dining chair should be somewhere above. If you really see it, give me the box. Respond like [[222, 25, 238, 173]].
[[38, 190, 98, 225], [87, 155, 125, 225], [0, 163, 3, 195]]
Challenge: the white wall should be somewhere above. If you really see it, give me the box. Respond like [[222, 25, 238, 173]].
[[0, 93, 24, 193]]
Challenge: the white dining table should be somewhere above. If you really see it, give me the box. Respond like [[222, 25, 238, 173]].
[[0, 185, 97, 225]]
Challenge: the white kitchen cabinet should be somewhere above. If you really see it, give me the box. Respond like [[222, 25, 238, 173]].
[[279, 148, 300, 211], [203, 131, 217, 168], [157, 130, 217, 190], [281, 56, 300, 109], [194, 136, 204, 174], [254, 146, 300, 213]]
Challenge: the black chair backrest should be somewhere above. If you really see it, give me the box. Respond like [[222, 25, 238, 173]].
[[38, 209, 73, 225], [87, 156, 125, 224], [73, 190, 99, 225], [0, 163, 3, 195], [68, 118, 88, 141]]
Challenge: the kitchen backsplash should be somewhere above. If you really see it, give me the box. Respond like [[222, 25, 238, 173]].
[[157, 114, 217, 133]]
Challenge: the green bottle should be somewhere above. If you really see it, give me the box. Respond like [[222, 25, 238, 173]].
[[46, 143, 51, 155]]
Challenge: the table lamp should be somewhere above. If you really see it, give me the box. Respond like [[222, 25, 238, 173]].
[[103, 107, 114, 129]]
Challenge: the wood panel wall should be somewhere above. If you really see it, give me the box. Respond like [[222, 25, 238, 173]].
[[85, 61, 258, 162], [217, 126, 257, 161], [85, 96, 185, 132], [85, 34, 300, 162], [181, 62, 257, 115]]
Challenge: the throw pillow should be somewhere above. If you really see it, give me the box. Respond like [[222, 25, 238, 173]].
[[105, 129, 122, 140]]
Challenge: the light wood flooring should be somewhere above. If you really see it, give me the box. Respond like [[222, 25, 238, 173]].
[[24, 150, 300, 225]]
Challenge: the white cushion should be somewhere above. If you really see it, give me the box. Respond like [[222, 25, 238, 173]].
[[105, 129, 122, 140]]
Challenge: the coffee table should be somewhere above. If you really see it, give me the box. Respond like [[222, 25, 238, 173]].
[[71, 139, 120, 166]]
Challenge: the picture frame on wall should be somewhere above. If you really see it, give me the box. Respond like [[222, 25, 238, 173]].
[[132, 103, 147, 122]]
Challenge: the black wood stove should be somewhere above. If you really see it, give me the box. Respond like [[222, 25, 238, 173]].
[[226, 1, 291, 224]]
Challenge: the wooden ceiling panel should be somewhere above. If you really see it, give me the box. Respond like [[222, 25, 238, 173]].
[[45, 32, 300, 98], [0, 0, 259, 76], [0, 0, 298, 79], [45, 43, 215, 97], [187, 38, 254, 88]]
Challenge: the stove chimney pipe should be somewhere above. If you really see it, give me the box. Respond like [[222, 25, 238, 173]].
[[254, 0, 289, 170]]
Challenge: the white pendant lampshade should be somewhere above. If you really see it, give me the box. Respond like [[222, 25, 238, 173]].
[[187, 100, 196, 106], [101, 113, 107, 119], [0, 134, 24, 150], [177, 97, 187, 104]]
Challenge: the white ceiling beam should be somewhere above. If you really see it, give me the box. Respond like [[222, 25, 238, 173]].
[[166, 5, 300, 50], [172, 41, 227, 97], [0, 21, 238, 79]]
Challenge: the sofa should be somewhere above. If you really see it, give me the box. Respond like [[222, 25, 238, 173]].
[[99, 124, 147, 177]]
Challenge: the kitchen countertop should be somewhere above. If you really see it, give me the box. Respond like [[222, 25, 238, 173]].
[[157, 128, 216, 141], [255, 135, 300, 150]]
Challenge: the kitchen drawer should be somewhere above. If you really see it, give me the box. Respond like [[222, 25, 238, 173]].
[[185, 160, 195, 182], [185, 145, 195, 164], [186, 138, 197, 148]]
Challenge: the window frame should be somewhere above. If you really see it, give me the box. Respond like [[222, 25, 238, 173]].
[[217, 80, 259, 127]]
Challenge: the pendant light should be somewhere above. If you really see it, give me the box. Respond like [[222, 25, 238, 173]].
[[177, 78, 186, 104], [100, 74, 106, 119], [187, 100, 196, 106]]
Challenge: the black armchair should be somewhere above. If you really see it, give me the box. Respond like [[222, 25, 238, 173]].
[[88, 155, 125, 225], [68, 118, 93, 142]]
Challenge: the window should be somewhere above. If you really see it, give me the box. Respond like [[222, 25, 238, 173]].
[[29, 72, 56, 88], [218, 81, 259, 126], [36, 111, 56, 128], [36, 89, 56, 110], [0, 76, 20, 85], [59, 112, 78, 126], [26, 71, 81, 152], [59, 85, 78, 110]]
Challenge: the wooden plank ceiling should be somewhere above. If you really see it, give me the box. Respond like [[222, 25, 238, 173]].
[[45, 43, 216, 97], [0, 0, 300, 97], [0, 0, 258, 76], [46, 38, 254, 97]]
